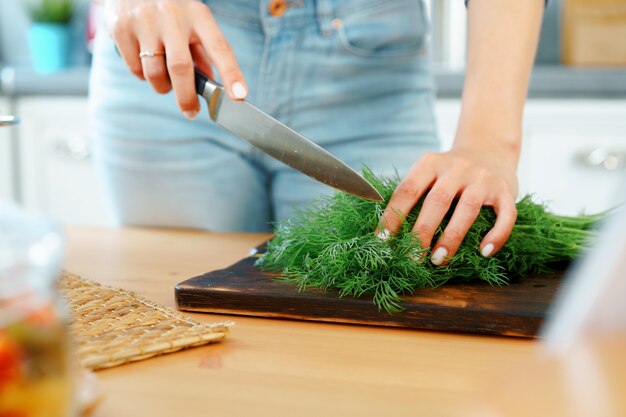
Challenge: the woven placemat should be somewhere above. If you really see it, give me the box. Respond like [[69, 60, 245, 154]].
[[59, 272, 232, 371]]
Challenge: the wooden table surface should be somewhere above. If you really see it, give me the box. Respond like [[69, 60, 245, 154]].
[[63, 227, 625, 417]]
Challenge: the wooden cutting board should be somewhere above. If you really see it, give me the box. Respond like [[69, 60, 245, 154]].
[[175, 243, 564, 337]]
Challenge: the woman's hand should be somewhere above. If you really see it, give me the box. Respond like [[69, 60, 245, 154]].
[[377, 139, 519, 266], [378, 0, 543, 266], [103, 0, 247, 120]]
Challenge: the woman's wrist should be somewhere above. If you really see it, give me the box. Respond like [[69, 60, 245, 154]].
[[453, 121, 522, 163], [455, 97, 523, 147]]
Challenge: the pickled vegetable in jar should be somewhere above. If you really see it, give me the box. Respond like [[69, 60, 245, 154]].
[[0, 206, 73, 417]]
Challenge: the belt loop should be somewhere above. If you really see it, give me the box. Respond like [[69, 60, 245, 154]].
[[316, 0, 334, 37]]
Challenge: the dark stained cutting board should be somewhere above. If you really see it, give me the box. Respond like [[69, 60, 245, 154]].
[[175, 243, 565, 337]]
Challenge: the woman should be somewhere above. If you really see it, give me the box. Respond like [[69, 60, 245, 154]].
[[90, 0, 544, 266]]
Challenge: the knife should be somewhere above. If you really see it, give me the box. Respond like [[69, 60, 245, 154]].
[[194, 70, 383, 202]]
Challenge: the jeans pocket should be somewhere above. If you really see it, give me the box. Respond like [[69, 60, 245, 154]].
[[334, 0, 428, 61], [203, 0, 260, 28]]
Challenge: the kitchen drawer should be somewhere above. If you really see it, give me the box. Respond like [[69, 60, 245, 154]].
[[435, 99, 626, 215], [16, 97, 110, 226], [524, 133, 625, 214], [523, 100, 626, 215]]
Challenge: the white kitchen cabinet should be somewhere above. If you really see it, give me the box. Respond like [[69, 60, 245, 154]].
[[16, 96, 111, 226], [0, 98, 16, 204], [435, 99, 626, 215]]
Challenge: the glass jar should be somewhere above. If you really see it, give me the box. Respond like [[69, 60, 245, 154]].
[[0, 206, 73, 417]]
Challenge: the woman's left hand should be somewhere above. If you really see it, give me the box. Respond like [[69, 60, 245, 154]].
[[377, 139, 520, 266], [376, 0, 544, 265]]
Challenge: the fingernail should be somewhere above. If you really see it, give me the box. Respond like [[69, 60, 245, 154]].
[[376, 229, 390, 241], [481, 243, 494, 258], [231, 82, 247, 99], [431, 247, 448, 266], [183, 110, 198, 120]]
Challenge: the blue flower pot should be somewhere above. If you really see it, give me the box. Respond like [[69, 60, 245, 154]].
[[28, 23, 71, 73]]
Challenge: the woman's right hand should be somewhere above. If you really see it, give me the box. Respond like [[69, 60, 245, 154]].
[[103, 0, 248, 120]]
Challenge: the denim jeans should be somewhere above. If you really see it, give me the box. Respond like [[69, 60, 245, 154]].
[[89, 0, 439, 232]]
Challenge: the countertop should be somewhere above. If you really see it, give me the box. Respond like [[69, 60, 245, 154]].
[[2, 65, 626, 98], [62, 226, 626, 417]]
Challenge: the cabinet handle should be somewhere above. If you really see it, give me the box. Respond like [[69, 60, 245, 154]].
[[0, 115, 19, 127], [577, 147, 625, 171], [51, 135, 92, 161]]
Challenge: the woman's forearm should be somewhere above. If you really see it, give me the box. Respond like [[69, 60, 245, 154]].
[[456, 0, 544, 154]]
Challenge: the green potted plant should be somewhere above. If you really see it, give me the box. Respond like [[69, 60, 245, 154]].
[[26, 0, 76, 73]]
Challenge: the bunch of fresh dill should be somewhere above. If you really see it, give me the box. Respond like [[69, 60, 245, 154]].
[[255, 169, 607, 313]]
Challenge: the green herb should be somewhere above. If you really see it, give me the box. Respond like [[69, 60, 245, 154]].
[[27, 0, 75, 25], [256, 168, 608, 313]]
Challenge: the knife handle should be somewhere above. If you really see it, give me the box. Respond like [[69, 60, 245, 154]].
[[194, 70, 222, 100], [194, 69, 224, 121]]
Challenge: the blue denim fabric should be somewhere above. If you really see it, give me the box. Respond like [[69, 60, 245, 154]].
[[89, 0, 439, 232]]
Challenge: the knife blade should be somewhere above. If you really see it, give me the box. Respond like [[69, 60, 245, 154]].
[[194, 70, 383, 202]]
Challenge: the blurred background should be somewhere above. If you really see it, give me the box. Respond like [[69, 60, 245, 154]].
[[0, 0, 625, 226]]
